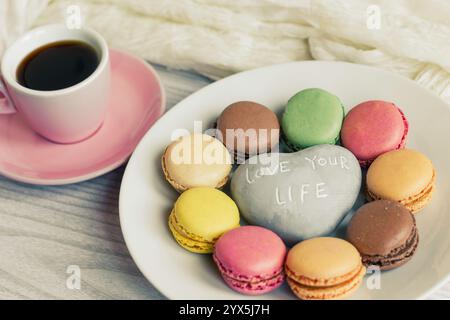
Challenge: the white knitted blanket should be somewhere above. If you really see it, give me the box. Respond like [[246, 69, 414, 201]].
[[2, 0, 450, 103]]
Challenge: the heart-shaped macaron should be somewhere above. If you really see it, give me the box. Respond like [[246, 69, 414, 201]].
[[231, 145, 361, 243]]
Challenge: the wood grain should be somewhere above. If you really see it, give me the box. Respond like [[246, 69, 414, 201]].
[[0, 64, 448, 300]]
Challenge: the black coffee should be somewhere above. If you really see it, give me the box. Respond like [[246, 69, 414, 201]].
[[17, 40, 99, 91]]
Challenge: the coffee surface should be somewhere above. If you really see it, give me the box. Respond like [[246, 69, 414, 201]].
[[17, 40, 99, 91]]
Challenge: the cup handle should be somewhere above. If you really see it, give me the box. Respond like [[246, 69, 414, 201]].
[[0, 78, 16, 114]]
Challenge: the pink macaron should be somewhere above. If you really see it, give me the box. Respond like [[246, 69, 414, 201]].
[[341, 100, 408, 168], [213, 226, 286, 295]]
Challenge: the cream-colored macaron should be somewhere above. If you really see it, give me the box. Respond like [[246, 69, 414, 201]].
[[162, 133, 232, 192]]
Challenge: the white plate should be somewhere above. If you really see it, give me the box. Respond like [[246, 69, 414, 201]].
[[119, 61, 450, 300]]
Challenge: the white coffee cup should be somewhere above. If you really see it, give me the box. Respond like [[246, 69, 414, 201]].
[[0, 24, 110, 144]]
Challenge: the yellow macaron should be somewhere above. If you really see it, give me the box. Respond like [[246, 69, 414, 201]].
[[162, 133, 232, 192], [366, 149, 435, 213], [285, 237, 366, 300], [169, 187, 240, 254]]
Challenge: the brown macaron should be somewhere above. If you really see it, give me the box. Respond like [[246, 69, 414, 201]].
[[347, 200, 418, 271], [216, 101, 280, 161]]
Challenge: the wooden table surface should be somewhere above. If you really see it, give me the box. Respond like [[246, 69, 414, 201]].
[[0, 64, 448, 300]]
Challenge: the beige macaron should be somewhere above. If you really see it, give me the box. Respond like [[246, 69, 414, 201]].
[[162, 133, 232, 192]]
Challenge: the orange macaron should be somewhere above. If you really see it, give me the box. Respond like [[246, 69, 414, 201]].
[[285, 237, 365, 300], [366, 149, 435, 213]]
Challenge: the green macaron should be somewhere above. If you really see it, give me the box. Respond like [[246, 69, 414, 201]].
[[281, 88, 345, 151]]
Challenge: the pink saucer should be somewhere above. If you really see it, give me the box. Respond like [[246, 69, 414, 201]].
[[0, 49, 165, 185]]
